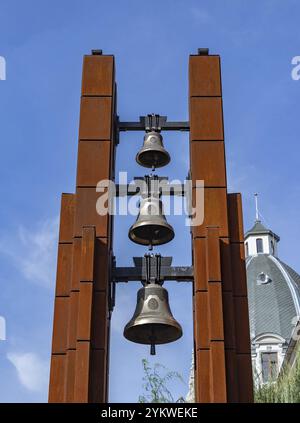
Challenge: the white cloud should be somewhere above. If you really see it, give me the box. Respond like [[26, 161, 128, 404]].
[[227, 160, 261, 199], [190, 7, 212, 24], [7, 352, 48, 392], [0, 217, 59, 288]]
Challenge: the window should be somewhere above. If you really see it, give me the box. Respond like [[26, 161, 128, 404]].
[[256, 238, 263, 253], [257, 272, 272, 285], [271, 240, 274, 255], [245, 242, 249, 257], [261, 352, 278, 383]]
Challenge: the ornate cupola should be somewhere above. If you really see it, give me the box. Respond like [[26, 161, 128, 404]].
[[244, 220, 280, 258], [244, 194, 280, 258]]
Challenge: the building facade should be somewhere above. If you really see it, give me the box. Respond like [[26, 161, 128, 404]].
[[187, 218, 300, 400], [245, 220, 300, 384]]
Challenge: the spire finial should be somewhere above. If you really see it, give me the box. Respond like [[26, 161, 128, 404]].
[[254, 193, 259, 222]]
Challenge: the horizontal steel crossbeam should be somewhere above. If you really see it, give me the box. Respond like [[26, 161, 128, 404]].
[[117, 115, 189, 132], [113, 265, 193, 283], [118, 121, 190, 131]]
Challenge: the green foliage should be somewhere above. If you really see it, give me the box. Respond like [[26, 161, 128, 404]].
[[255, 350, 300, 403], [138, 359, 185, 403]]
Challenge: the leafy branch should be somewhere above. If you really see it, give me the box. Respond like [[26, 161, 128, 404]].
[[138, 359, 185, 403]]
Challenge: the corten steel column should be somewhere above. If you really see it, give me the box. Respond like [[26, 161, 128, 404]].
[[189, 52, 253, 402], [49, 53, 116, 403]]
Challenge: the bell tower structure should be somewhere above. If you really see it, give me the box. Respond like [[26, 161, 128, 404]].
[[48, 49, 254, 403]]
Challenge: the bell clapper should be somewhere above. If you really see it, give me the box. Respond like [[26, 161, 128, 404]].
[[150, 331, 156, 355], [150, 343, 156, 356], [148, 241, 153, 251]]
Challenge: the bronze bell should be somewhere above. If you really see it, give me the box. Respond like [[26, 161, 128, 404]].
[[136, 131, 170, 168], [128, 197, 174, 246], [124, 283, 182, 352]]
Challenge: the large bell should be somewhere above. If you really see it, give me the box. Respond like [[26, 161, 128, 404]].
[[128, 197, 174, 246], [136, 131, 170, 168], [124, 283, 182, 349]]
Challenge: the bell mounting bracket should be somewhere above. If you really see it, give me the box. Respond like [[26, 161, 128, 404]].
[[117, 114, 190, 132], [112, 254, 193, 285], [110, 254, 193, 311], [145, 114, 165, 132], [115, 175, 186, 198]]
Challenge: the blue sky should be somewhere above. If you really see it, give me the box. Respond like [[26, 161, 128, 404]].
[[0, 0, 300, 403]]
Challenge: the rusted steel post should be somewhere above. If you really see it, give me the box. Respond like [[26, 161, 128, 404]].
[[189, 52, 253, 402], [49, 53, 116, 403]]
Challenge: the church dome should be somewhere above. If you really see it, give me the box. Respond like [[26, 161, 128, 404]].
[[246, 253, 300, 341], [245, 217, 300, 383]]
